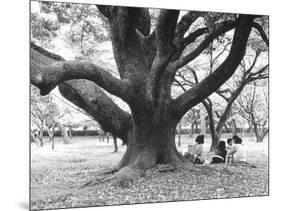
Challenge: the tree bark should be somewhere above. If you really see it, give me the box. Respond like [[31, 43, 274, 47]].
[[116, 112, 185, 183]]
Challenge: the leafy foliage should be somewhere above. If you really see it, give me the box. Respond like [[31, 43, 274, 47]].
[[37, 2, 110, 56], [31, 12, 60, 46]]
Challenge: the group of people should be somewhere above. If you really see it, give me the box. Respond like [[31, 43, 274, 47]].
[[184, 135, 247, 165]]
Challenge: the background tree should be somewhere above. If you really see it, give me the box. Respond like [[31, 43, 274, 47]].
[[31, 84, 73, 147], [174, 23, 268, 150], [31, 85, 55, 146], [237, 82, 268, 142], [31, 2, 266, 183]]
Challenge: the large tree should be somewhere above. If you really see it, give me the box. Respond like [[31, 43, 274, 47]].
[[31, 4, 262, 183]]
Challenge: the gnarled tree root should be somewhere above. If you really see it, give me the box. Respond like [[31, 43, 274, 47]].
[[115, 147, 188, 187]]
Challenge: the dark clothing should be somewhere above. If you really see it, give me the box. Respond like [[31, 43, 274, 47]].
[[215, 149, 227, 160], [211, 149, 227, 164]]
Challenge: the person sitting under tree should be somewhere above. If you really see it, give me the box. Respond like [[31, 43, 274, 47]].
[[210, 140, 227, 164], [184, 135, 205, 164], [227, 135, 247, 163]]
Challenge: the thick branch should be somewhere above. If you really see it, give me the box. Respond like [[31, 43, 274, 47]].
[[172, 15, 255, 119], [98, 6, 153, 77], [31, 43, 131, 101], [97, 6, 150, 36], [31, 42, 133, 142], [171, 20, 237, 71], [173, 11, 202, 46], [58, 80, 132, 142], [146, 10, 179, 104]]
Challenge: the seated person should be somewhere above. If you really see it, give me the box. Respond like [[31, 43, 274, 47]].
[[225, 138, 234, 163], [184, 134, 205, 164], [210, 140, 227, 164], [227, 135, 247, 163]]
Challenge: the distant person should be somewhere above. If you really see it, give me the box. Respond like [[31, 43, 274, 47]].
[[228, 135, 247, 163], [210, 140, 227, 164]]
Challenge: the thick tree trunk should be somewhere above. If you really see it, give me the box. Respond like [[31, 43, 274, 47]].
[[210, 133, 221, 152], [116, 112, 185, 184]]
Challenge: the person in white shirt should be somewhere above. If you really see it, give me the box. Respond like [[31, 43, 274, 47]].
[[184, 134, 205, 164], [227, 135, 247, 163]]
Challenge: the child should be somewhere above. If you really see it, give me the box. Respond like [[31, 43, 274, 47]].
[[227, 135, 247, 163], [225, 138, 234, 163]]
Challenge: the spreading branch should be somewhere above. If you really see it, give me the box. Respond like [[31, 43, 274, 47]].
[[172, 15, 255, 119], [31, 43, 132, 101], [171, 20, 237, 71], [97, 6, 153, 77], [252, 22, 269, 47], [58, 81, 132, 142], [31, 42, 133, 142], [173, 11, 202, 46]]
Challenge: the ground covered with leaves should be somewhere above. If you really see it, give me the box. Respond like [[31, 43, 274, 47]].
[[31, 135, 268, 210]]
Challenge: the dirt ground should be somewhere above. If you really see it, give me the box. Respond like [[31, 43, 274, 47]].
[[30, 135, 269, 210]]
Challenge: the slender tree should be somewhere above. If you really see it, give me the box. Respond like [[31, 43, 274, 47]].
[[31, 5, 261, 183], [237, 84, 269, 143]]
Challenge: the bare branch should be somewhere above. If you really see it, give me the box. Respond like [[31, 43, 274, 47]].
[[248, 64, 269, 78], [252, 22, 269, 46], [171, 20, 237, 71], [171, 15, 255, 119]]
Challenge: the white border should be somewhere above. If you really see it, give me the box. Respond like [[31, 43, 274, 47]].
[[0, 0, 279, 211]]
